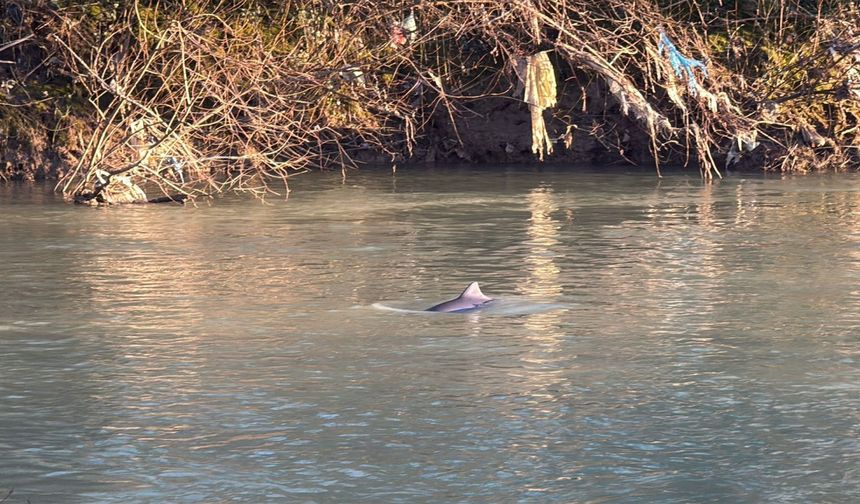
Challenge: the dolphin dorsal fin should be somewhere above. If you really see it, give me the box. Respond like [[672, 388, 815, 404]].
[[461, 282, 492, 302]]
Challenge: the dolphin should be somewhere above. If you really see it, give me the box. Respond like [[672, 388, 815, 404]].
[[426, 282, 494, 313]]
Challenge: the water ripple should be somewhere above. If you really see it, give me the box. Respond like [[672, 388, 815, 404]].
[[3, 173, 860, 502]]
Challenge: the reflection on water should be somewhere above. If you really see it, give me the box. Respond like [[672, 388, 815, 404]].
[[2, 170, 860, 503], [520, 186, 567, 395], [522, 186, 562, 299]]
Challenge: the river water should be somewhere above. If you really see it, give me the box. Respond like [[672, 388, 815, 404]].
[[1, 168, 859, 503]]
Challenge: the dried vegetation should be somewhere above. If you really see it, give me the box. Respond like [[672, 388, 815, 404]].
[[0, 0, 859, 202]]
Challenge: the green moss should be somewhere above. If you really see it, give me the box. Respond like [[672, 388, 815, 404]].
[[0, 105, 34, 138]]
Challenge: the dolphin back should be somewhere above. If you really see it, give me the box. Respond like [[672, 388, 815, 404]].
[[426, 282, 494, 312]]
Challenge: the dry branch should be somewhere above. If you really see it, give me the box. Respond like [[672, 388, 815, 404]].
[[2, 0, 857, 197]]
